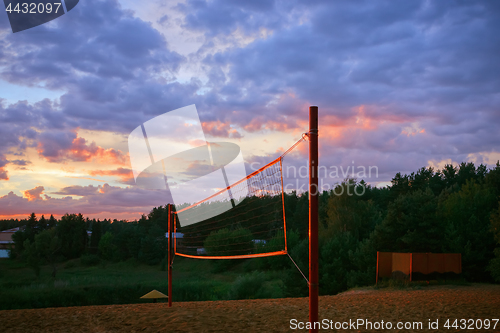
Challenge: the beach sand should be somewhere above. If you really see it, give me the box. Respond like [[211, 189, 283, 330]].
[[1, 284, 499, 332]]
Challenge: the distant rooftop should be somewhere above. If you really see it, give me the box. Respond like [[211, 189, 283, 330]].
[[165, 232, 183, 238], [1, 227, 20, 233]]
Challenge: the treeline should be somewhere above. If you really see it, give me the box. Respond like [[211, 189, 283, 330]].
[[3, 161, 500, 296], [280, 161, 500, 296], [8, 207, 171, 278]]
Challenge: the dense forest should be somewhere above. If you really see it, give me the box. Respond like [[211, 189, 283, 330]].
[[2, 161, 500, 298]]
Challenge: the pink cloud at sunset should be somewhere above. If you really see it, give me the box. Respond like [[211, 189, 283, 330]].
[[88, 168, 134, 183], [36, 133, 128, 165], [202, 121, 242, 138], [23, 186, 45, 201], [0, 156, 8, 180], [0, 184, 169, 220]]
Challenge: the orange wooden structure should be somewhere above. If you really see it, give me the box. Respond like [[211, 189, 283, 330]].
[[376, 252, 462, 283]]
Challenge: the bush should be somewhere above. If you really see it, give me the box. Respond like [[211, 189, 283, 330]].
[[346, 237, 377, 289], [255, 229, 301, 270], [204, 227, 253, 257], [0, 278, 231, 310], [160, 256, 168, 271], [8, 244, 15, 259], [488, 248, 500, 282], [255, 280, 284, 299], [80, 254, 100, 266], [319, 232, 358, 295], [98, 232, 116, 261], [228, 271, 283, 300], [138, 225, 166, 265], [282, 238, 309, 297], [64, 261, 77, 269]]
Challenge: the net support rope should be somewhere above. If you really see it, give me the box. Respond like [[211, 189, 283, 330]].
[[287, 252, 310, 285], [279, 132, 308, 160]]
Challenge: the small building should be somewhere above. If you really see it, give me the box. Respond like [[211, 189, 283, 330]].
[[0, 227, 19, 258]]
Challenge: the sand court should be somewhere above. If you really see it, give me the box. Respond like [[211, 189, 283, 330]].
[[1, 284, 499, 332]]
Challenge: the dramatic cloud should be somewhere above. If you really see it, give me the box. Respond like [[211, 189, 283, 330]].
[[184, 0, 500, 178], [88, 167, 134, 183], [1, 184, 171, 218], [37, 132, 128, 164], [52, 185, 100, 197], [0, 99, 59, 167], [0, 0, 192, 136], [178, 0, 289, 37], [23, 186, 45, 201], [0, 155, 9, 180], [9, 159, 31, 166], [1, 0, 499, 217], [202, 121, 242, 138]]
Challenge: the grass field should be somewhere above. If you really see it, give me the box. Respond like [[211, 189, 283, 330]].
[[0, 257, 286, 310]]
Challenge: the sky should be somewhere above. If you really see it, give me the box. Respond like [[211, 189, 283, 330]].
[[0, 0, 499, 220]]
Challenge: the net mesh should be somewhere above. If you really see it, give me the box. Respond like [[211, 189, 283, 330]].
[[174, 158, 287, 259]]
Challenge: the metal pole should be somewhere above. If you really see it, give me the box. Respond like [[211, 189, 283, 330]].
[[309, 106, 319, 332], [168, 204, 172, 307]]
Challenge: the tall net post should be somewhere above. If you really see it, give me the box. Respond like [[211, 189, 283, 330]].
[[309, 106, 319, 333], [168, 203, 172, 307]]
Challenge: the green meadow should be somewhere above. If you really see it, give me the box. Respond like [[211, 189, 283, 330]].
[[0, 256, 286, 310]]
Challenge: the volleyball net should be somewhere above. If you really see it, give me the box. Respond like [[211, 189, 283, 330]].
[[173, 136, 306, 259]]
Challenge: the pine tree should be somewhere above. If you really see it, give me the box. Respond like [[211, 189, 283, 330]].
[[48, 215, 57, 228], [90, 220, 102, 249]]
